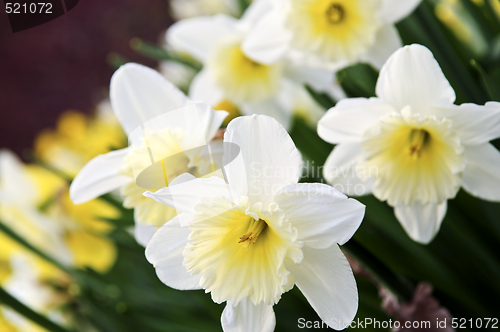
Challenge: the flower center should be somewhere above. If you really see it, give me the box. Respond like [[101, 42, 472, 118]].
[[408, 129, 430, 158], [286, 0, 380, 62], [183, 199, 302, 305], [361, 110, 465, 206], [326, 3, 344, 24], [208, 40, 283, 103], [238, 218, 267, 246]]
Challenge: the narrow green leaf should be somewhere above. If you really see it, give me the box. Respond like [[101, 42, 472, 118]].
[[0, 286, 74, 332]]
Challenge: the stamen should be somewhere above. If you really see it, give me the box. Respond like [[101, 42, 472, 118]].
[[408, 129, 430, 158], [326, 3, 345, 24], [239, 218, 267, 245]]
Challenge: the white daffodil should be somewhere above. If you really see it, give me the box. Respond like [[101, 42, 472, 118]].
[[243, 0, 422, 70], [69, 63, 227, 246], [0, 150, 71, 264], [318, 44, 500, 244], [170, 0, 240, 21], [167, 0, 336, 129], [144, 114, 365, 331]]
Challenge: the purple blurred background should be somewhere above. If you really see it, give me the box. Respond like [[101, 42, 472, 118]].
[[0, 0, 173, 156]]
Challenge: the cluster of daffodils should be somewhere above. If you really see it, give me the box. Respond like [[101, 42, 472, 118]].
[[71, 63, 366, 330], [6, 0, 500, 331], [0, 106, 124, 331], [67, 0, 500, 330]]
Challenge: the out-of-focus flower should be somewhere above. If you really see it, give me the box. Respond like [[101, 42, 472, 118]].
[[435, 0, 488, 57], [1, 252, 75, 332], [0, 151, 71, 264], [167, 0, 336, 129], [144, 114, 365, 331], [380, 283, 454, 332], [318, 44, 500, 244], [34, 102, 126, 178], [159, 59, 198, 93], [243, 0, 421, 70], [0, 150, 118, 273], [70, 63, 228, 246], [0, 152, 92, 331], [170, 0, 240, 21]]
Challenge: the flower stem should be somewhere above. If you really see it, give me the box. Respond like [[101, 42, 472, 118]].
[[0, 221, 71, 275], [411, 2, 488, 104], [0, 286, 73, 332]]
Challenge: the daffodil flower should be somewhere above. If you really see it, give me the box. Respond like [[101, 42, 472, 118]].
[[0, 150, 71, 264], [144, 115, 365, 331], [69, 63, 228, 246], [243, 0, 421, 70], [1, 150, 118, 273], [170, 0, 240, 21], [167, 0, 336, 129], [318, 44, 500, 244]]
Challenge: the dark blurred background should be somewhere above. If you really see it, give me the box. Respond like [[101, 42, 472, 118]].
[[0, 0, 172, 156]]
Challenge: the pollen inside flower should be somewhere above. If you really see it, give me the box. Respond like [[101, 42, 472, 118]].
[[326, 3, 345, 24], [208, 40, 283, 103], [286, 0, 380, 62], [183, 199, 303, 306], [121, 129, 195, 227], [238, 218, 267, 246], [361, 109, 466, 206]]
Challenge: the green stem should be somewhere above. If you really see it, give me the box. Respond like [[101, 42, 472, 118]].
[[470, 59, 499, 101], [130, 38, 202, 71], [24, 151, 73, 183], [414, 3, 487, 104], [0, 286, 73, 332], [0, 221, 71, 275]]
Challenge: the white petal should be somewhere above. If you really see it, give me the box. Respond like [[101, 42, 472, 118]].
[[462, 144, 500, 201], [134, 222, 158, 247], [323, 143, 374, 197], [376, 44, 455, 113], [189, 70, 225, 107], [284, 62, 335, 92], [145, 216, 202, 290], [144, 176, 231, 219], [242, 3, 291, 64], [394, 201, 448, 244], [318, 98, 395, 143], [0, 149, 36, 204], [240, 0, 273, 27], [433, 102, 500, 145], [70, 148, 131, 204], [190, 102, 228, 142], [167, 14, 241, 62], [379, 0, 422, 24], [110, 63, 189, 136], [288, 246, 358, 330], [240, 96, 292, 130], [274, 183, 365, 248], [361, 25, 402, 70], [221, 298, 275, 332], [223, 115, 302, 206]]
